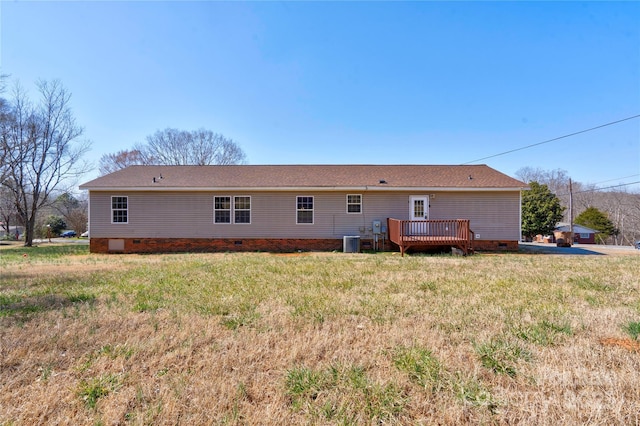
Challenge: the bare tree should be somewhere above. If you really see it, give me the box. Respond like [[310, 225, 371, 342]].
[[0, 73, 11, 184], [0, 185, 20, 237], [98, 128, 246, 175], [589, 190, 640, 245], [52, 191, 88, 235], [141, 128, 246, 166], [0, 79, 91, 246], [98, 149, 144, 176], [516, 167, 571, 195]]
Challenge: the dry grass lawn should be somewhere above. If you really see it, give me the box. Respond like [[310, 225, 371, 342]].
[[1, 245, 639, 425]]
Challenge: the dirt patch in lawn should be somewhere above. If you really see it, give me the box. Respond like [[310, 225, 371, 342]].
[[600, 337, 640, 352]]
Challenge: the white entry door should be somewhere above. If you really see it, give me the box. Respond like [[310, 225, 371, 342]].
[[409, 196, 429, 235]]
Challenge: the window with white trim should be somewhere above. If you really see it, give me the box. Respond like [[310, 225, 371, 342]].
[[346, 194, 362, 214], [214, 196, 231, 224], [111, 196, 128, 224], [214, 196, 251, 224], [297, 196, 314, 224], [234, 196, 251, 224]]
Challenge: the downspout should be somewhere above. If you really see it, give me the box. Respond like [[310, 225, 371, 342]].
[[569, 179, 574, 245], [87, 190, 91, 246], [519, 190, 523, 242]]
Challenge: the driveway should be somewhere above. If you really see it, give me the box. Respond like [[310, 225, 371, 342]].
[[31, 238, 90, 245], [518, 242, 638, 256]]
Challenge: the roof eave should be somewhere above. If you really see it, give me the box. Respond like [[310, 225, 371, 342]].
[[80, 185, 528, 192]]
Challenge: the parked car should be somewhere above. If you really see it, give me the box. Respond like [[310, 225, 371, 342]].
[[60, 230, 77, 238], [81, 231, 89, 238], [634, 241, 640, 250]]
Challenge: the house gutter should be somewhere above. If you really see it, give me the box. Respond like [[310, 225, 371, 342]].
[[79, 186, 528, 192]]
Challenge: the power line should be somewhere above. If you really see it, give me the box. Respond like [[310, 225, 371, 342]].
[[461, 114, 640, 165], [572, 181, 640, 195], [556, 180, 640, 196], [589, 174, 640, 186]]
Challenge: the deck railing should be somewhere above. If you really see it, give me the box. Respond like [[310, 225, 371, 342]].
[[387, 218, 473, 256]]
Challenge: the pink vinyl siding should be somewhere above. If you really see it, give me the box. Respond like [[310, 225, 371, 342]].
[[87, 190, 521, 241], [429, 192, 521, 241]]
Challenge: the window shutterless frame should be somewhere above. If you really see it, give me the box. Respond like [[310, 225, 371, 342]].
[[214, 196, 251, 224], [346, 194, 362, 214], [296, 196, 314, 224], [111, 196, 128, 224], [214, 196, 232, 224], [234, 196, 251, 224]]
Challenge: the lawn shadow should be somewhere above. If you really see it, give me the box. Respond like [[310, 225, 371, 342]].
[[518, 243, 605, 256], [1, 293, 96, 324]]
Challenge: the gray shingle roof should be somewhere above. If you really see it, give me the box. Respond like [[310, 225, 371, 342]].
[[79, 164, 527, 190]]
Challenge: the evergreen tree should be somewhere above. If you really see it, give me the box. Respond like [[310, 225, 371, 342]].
[[521, 181, 565, 239], [575, 207, 618, 244], [44, 215, 66, 236]]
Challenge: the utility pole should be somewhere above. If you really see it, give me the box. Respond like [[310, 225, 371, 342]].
[[569, 178, 574, 244]]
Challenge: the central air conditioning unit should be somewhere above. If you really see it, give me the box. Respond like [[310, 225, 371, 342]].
[[343, 236, 361, 253]]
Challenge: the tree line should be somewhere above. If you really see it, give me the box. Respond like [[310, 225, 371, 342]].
[[517, 167, 639, 245]]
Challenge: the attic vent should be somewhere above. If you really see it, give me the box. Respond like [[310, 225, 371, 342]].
[[379, 179, 387, 184]]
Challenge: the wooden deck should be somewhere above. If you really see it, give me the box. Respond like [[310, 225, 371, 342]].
[[387, 218, 474, 256]]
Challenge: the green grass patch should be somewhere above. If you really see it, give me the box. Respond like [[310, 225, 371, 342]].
[[1, 289, 97, 320], [220, 308, 260, 330], [392, 345, 445, 391], [65, 292, 97, 304], [77, 373, 122, 409], [452, 373, 498, 412], [391, 344, 499, 413], [0, 244, 88, 262], [513, 319, 573, 346], [623, 321, 640, 340], [569, 276, 611, 292], [97, 344, 135, 360], [285, 363, 406, 423], [285, 366, 326, 402], [418, 280, 437, 292], [474, 338, 531, 378]]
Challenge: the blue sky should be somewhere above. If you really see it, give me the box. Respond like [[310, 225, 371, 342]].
[[1, 1, 639, 190]]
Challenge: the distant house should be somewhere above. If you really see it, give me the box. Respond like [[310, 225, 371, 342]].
[[79, 164, 527, 254], [554, 223, 598, 244]]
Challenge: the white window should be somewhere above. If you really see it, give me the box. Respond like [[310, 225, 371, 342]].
[[214, 196, 251, 224], [346, 194, 362, 214], [297, 196, 314, 224], [214, 196, 231, 224], [111, 196, 128, 224], [234, 196, 251, 224]]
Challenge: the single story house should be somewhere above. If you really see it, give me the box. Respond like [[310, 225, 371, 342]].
[[554, 223, 598, 244], [79, 164, 527, 254]]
